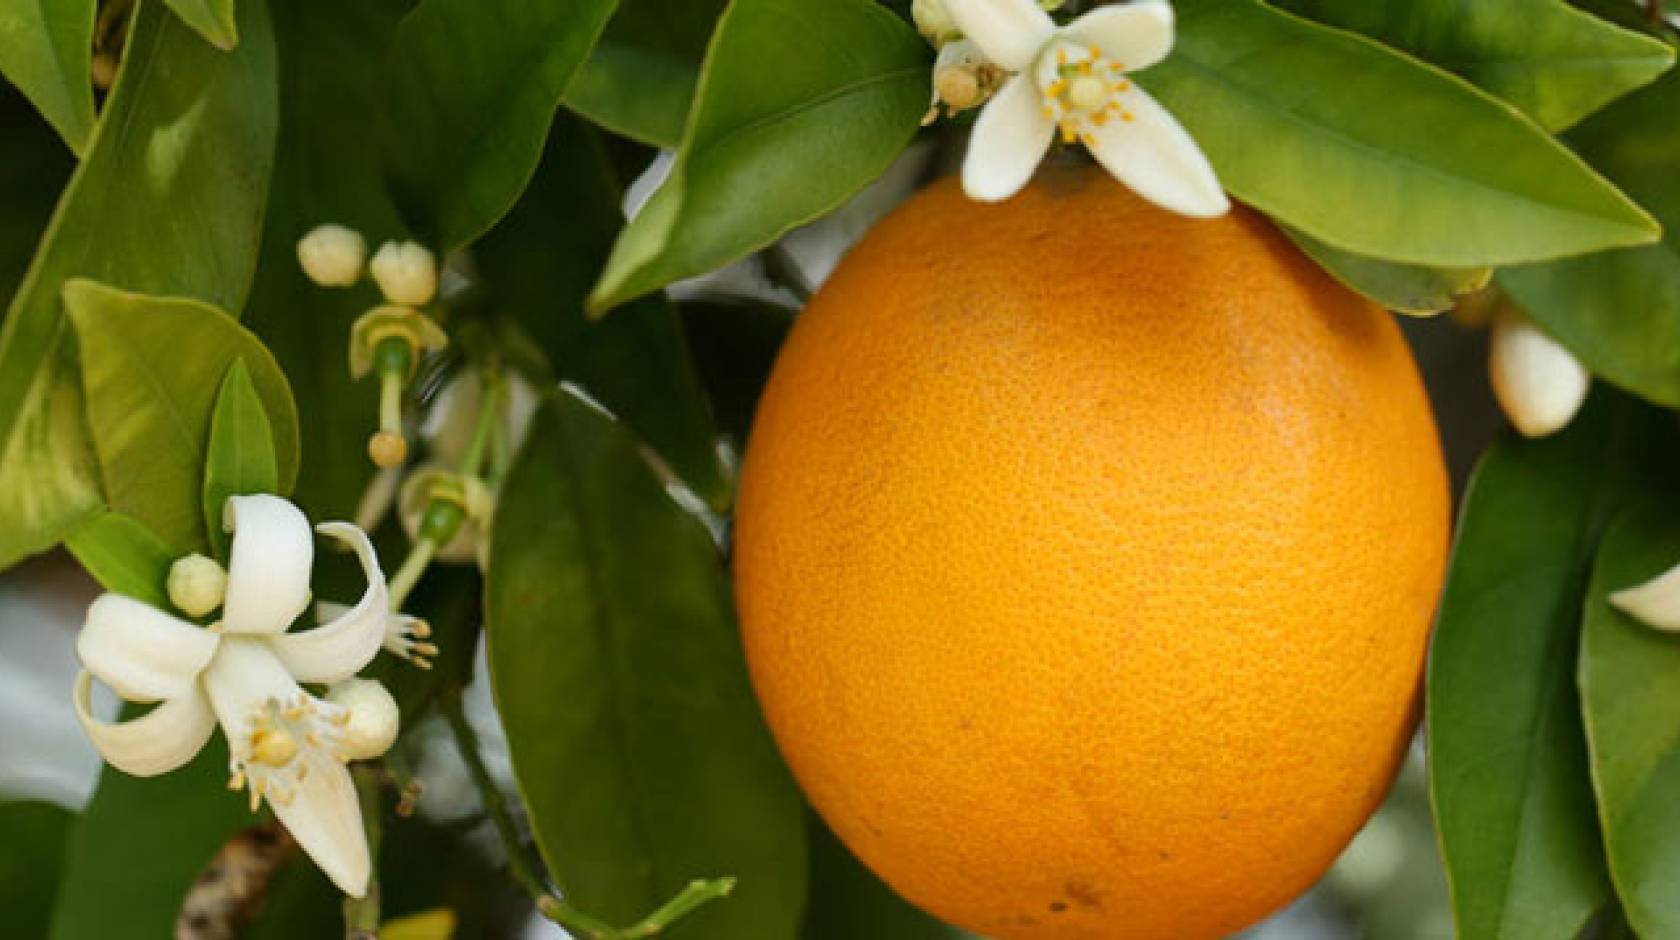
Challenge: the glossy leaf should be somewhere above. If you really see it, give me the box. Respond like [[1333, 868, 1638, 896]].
[[63, 510, 176, 608], [1429, 391, 1673, 940], [588, 0, 928, 313], [0, 0, 95, 153], [1580, 505, 1680, 938], [48, 738, 251, 940], [243, 0, 413, 521], [66, 279, 299, 556], [1275, 0, 1673, 131], [0, 0, 277, 571], [563, 0, 727, 148], [380, 0, 616, 249], [1497, 70, 1680, 408], [475, 115, 731, 509], [163, 0, 237, 49], [0, 800, 73, 939], [0, 84, 72, 318], [486, 390, 807, 937], [202, 358, 281, 560], [1143, 0, 1658, 267], [1283, 226, 1489, 316]]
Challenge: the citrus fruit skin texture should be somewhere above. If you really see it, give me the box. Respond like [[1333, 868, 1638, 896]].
[[733, 165, 1449, 939]]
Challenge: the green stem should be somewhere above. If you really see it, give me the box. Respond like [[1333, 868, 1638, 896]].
[[438, 686, 733, 938], [385, 536, 436, 612], [458, 371, 504, 480], [342, 766, 385, 939]]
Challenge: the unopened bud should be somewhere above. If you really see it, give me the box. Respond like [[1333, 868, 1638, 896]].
[[167, 554, 228, 618], [369, 241, 438, 307], [325, 679, 400, 760], [934, 67, 982, 111], [1611, 560, 1680, 632], [369, 430, 409, 469], [297, 224, 368, 288], [90, 52, 118, 90], [1488, 310, 1589, 438], [913, 0, 960, 46]]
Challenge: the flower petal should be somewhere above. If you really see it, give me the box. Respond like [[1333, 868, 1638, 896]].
[[962, 73, 1056, 202], [272, 753, 370, 897], [1062, 0, 1175, 73], [268, 523, 390, 683], [1082, 85, 1230, 218], [73, 671, 216, 776], [1489, 311, 1589, 438], [77, 594, 219, 702], [1611, 560, 1680, 631], [222, 494, 315, 635], [944, 0, 1054, 72]]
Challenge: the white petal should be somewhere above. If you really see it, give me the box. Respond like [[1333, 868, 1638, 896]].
[[222, 494, 315, 635], [962, 73, 1056, 202], [1612, 561, 1680, 631], [944, 0, 1054, 72], [273, 753, 370, 897], [1082, 85, 1230, 218], [1062, 0, 1175, 73], [73, 671, 216, 776], [268, 522, 390, 683], [1489, 312, 1589, 438], [76, 594, 219, 702]]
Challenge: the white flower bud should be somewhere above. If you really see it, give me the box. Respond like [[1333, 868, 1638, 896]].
[[325, 679, 401, 760], [369, 241, 439, 307], [913, 0, 960, 46], [167, 553, 227, 618], [1610, 560, 1680, 632], [296, 224, 368, 288], [1489, 311, 1589, 439]]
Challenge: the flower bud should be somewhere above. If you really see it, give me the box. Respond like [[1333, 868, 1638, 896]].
[[167, 554, 228, 618], [1488, 310, 1589, 439], [325, 679, 400, 760], [1611, 560, 1680, 632], [369, 241, 438, 307], [297, 224, 368, 288], [913, 0, 960, 46]]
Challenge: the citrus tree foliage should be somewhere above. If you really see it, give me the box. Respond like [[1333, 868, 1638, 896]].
[[0, 0, 1678, 937]]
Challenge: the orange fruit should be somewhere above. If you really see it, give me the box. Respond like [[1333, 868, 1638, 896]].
[[733, 164, 1449, 939]]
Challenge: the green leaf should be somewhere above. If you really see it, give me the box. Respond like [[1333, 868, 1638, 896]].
[[0, 85, 74, 294], [678, 298, 792, 444], [1428, 390, 1674, 939], [1143, 0, 1658, 268], [163, 0, 237, 49], [1580, 506, 1680, 938], [486, 389, 807, 938], [803, 812, 973, 940], [1496, 70, 1680, 408], [380, 0, 617, 249], [0, 0, 277, 571], [563, 0, 727, 148], [475, 114, 732, 509], [1274, 0, 1674, 131], [0, 0, 96, 154], [0, 800, 73, 939], [65, 279, 299, 556], [63, 509, 176, 607], [1282, 226, 1490, 316], [49, 738, 251, 940], [202, 358, 280, 560], [588, 0, 928, 313]]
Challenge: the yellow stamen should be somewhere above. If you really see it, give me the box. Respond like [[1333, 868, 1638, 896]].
[[228, 770, 245, 791]]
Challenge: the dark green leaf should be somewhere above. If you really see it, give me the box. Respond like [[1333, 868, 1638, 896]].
[[49, 738, 250, 940], [381, 0, 616, 249], [1580, 504, 1680, 938], [588, 0, 928, 313], [1428, 390, 1674, 939], [486, 390, 807, 937], [475, 115, 731, 509], [202, 358, 281, 560], [1497, 70, 1680, 407], [563, 0, 727, 148], [65, 279, 299, 556], [163, 0, 237, 49], [63, 509, 176, 607], [0, 0, 96, 153], [803, 812, 972, 939], [1282, 226, 1489, 316], [243, 0, 413, 521], [1274, 0, 1673, 131], [678, 299, 792, 444], [0, 0, 277, 570], [0, 84, 73, 314], [0, 800, 74, 939], [1143, 0, 1658, 267]]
